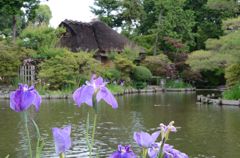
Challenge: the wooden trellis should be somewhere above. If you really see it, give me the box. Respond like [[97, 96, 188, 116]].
[[19, 64, 35, 85]]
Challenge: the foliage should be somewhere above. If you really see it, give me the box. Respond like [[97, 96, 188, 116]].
[[186, 49, 231, 87], [18, 25, 64, 52], [186, 30, 240, 87], [131, 66, 152, 82], [91, 0, 122, 28], [91, 0, 143, 33], [114, 54, 135, 81], [106, 84, 125, 93], [0, 12, 25, 37], [207, 0, 240, 18], [141, 54, 172, 76], [0, 0, 40, 39], [102, 68, 121, 82], [223, 16, 240, 34], [165, 80, 192, 88], [223, 83, 240, 100], [0, 41, 36, 84], [108, 46, 140, 61], [225, 64, 240, 87], [31, 5, 52, 25], [92, 0, 196, 52], [184, 0, 224, 50], [38, 50, 102, 90], [206, 30, 240, 51], [132, 81, 147, 89], [186, 50, 217, 71]]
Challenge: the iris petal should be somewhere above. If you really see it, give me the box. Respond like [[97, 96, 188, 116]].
[[52, 125, 72, 155], [32, 90, 42, 111], [73, 85, 94, 107], [21, 90, 35, 111], [97, 87, 118, 109]]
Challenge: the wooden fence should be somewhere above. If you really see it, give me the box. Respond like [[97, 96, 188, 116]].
[[19, 65, 35, 85]]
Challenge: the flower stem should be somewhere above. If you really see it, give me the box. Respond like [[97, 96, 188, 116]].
[[86, 112, 91, 149], [59, 153, 65, 158], [158, 138, 166, 158], [89, 113, 97, 157], [142, 148, 148, 158], [23, 111, 32, 158]]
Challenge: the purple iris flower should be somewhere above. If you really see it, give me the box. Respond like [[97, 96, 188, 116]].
[[148, 143, 188, 158], [109, 145, 136, 158], [52, 125, 72, 155], [159, 121, 177, 140], [133, 131, 160, 148], [73, 75, 118, 109], [148, 143, 161, 158], [163, 144, 188, 158], [10, 84, 42, 112]]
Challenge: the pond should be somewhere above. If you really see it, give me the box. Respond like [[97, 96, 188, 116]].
[[1, 92, 240, 158]]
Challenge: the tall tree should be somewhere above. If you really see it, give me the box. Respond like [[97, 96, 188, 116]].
[[184, 0, 223, 50], [91, 0, 122, 28], [31, 4, 52, 25], [0, 0, 40, 41]]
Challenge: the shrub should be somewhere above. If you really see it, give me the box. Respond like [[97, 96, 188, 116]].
[[132, 81, 147, 89], [38, 50, 102, 90], [102, 68, 121, 82], [0, 41, 36, 84], [132, 66, 152, 82], [141, 54, 172, 76], [223, 83, 240, 100], [165, 80, 192, 88], [225, 64, 240, 87], [114, 55, 135, 81]]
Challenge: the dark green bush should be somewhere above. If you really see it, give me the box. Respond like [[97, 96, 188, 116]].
[[132, 66, 152, 82]]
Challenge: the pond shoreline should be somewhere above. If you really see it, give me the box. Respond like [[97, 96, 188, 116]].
[[0, 87, 196, 99], [197, 95, 240, 106]]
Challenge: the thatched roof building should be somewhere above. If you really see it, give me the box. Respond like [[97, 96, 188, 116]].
[[59, 20, 133, 54]]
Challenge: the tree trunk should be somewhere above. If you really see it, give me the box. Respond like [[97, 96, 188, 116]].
[[12, 15, 17, 42], [154, 10, 163, 56]]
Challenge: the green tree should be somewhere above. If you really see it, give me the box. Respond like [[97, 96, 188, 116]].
[[0, 0, 40, 40], [184, 0, 223, 50], [91, 0, 122, 28], [187, 28, 240, 87], [18, 24, 65, 58], [31, 4, 52, 25], [135, 0, 195, 53]]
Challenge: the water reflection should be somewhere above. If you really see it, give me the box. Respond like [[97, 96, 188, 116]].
[[0, 92, 240, 158]]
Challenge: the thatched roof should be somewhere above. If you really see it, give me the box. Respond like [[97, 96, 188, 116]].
[[59, 20, 133, 52]]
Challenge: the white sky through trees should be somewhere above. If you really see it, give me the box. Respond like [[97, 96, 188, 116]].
[[42, 0, 96, 28]]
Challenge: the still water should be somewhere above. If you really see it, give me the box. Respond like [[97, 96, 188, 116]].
[[1, 92, 240, 158]]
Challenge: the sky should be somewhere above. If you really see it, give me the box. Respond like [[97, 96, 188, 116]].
[[42, 0, 96, 28]]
